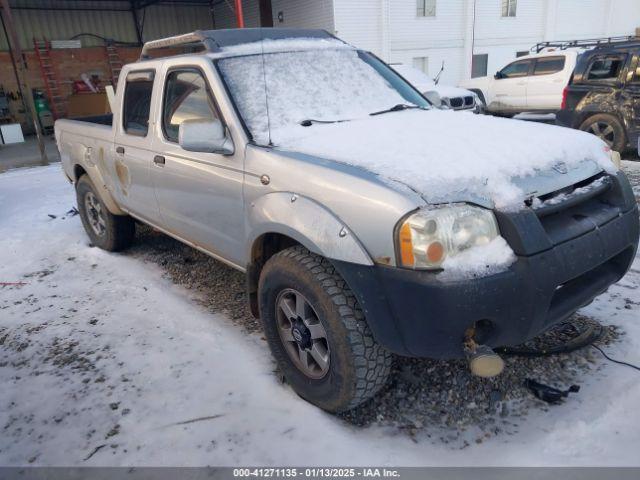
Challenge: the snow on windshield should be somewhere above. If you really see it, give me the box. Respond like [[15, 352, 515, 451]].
[[218, 47, 408, 145]]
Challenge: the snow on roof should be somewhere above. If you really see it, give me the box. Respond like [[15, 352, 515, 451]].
[[216, 37, 352, 58]]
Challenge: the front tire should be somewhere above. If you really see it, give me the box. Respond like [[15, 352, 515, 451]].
[[579, 113, 626, 152], [76, 174, 135, 251], [258, 246, 392, 412]]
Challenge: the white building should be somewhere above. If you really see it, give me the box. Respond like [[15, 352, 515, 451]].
[[212, 0, 640, 85]]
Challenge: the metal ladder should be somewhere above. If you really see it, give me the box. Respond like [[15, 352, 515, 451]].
[[33, 38, 65, 119], [105, 42, 123, 89]]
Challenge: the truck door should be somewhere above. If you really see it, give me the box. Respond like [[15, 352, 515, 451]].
[[490, 59, 532, 111], [151, 65, 245, 267], [112, 70, 160, 223], [527, 56, 567, 110]]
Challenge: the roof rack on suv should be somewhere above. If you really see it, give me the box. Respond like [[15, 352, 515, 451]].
[[533, 35, 639, 53], [139, 28, 339, 60]]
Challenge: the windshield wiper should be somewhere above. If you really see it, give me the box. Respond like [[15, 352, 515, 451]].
[[370, 104, 424, 116], [300, 118, 351, 127]]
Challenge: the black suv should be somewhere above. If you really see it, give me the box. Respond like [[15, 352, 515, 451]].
[[556, 40, 640, 152]]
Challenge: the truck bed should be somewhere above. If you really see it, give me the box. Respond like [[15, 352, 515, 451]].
[[72, 114, 113, 126], [54, 116, 115, 184]]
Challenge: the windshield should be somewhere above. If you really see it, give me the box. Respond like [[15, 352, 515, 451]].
[[216, 48, 430, 146]]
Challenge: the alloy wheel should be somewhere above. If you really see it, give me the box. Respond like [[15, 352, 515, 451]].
[[275, 288, 330, 379], [586, 121, 616, 147], [84, 192, 107, 237]]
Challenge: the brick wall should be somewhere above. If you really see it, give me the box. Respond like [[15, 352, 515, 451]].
[[0, 46, 141, 131]]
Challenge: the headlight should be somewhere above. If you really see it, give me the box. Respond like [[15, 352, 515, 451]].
[[397, 204, 500, 269]]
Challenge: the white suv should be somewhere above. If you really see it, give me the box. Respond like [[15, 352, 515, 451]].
[[460, 50, 580, 116]]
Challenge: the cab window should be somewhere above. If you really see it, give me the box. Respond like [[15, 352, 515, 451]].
[[586, 55, 626, 82], [122, 70, 154, 137], [162, 69, 219, 143], [498, 60, 531, 78], [533, 56, 565, 75]]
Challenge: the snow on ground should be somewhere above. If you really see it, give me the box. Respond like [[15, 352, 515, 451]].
[[1, 165, 640, 466]]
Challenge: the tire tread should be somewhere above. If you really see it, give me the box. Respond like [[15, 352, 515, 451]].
[[272, 246, 392, 410]]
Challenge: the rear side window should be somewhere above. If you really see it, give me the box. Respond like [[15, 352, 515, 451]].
[[499, 60, 531, 78], [586, 55, 626, 82], [632, 56, 640, 83], [162, 69, 219, 143], [533, 56, 565, 75], [122, 71, 154, 136]]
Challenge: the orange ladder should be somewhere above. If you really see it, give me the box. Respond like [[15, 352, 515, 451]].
[[105, 43, 123, 89], [33, 38, 65, 119]]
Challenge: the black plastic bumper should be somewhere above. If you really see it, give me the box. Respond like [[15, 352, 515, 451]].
[[333, 172, 639, 359]]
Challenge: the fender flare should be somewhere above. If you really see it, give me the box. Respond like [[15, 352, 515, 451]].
[[247, 192, 373, 266], [68, 143, 125, 216]]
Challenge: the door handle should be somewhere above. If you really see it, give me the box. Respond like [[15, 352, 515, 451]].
[[153, 155, 166, 166], [116, 146, 125, 155]]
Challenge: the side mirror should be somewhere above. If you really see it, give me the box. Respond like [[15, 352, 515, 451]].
[[179, 119, 234, 155], [494, 71, 503, 79]]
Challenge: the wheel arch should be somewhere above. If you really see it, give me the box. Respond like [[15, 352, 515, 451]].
[[73, 162, 126, 216], [247, 232, 302, 317], [468, 88, 486, 106], [245, 193, 374, 317], [67, 141, 126, 216]]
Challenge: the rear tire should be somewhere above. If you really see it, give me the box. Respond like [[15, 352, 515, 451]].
[[579, 113, 626, 152], [258, 246, 392, 412], [76, 174, 135, 251]]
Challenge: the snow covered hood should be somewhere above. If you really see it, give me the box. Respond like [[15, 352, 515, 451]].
[[216, 42, 612, 208], [430, 84, 475, 99], [277, 110, 615, 210], [390, 64, 473, 99]]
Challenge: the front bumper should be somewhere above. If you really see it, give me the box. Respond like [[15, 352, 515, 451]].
[[334, 171, 639, 359]]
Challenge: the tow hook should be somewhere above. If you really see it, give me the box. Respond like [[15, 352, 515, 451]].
[[464, 329, 504, 378]]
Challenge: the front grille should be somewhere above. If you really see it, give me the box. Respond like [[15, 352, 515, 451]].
[[449, 97, 463, 108], [464, 96, 474, 106], [530, 173, 621, 246], [531, 174, 611, 218]]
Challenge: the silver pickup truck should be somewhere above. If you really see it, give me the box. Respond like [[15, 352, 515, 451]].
[[55, 29, 639, 413]]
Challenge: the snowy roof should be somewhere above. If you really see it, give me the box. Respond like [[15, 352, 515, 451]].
[[140, 28, 343, 59]]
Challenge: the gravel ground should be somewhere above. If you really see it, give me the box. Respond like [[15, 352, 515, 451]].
[[125, 161, 639, 445]]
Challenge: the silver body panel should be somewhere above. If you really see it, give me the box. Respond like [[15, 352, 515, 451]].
[[55, 49, 601, 271]]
